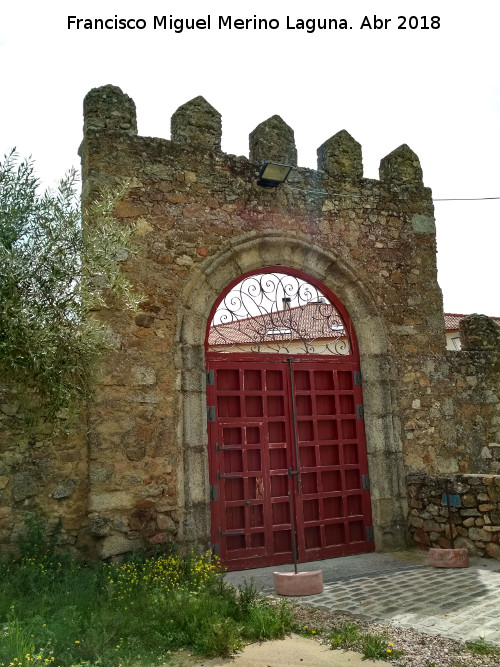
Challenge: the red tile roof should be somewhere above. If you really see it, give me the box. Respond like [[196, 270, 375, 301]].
[[209, 302, 345, 348], [208, 308, 500, 348]]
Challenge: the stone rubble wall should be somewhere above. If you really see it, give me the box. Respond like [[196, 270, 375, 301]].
[[0, 391, 89, 559], [398, 347, 500, 477], [407, 473, 500, 559]]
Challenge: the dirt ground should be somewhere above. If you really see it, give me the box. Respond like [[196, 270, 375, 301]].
[[176, 634, 378, 666]]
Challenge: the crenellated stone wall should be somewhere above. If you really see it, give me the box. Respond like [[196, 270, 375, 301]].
[[0, 85, 498, 561]]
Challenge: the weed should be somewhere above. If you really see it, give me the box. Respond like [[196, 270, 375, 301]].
[[17, 513, 61, 563], [298, 624, 322, 638], [465, 637, 500, 656], [0, 548, 293, 667], [327, 624, 403, 661], [361, 632, 402, 660], [328, 622, 361, 649], [243, 600, 294, 641]]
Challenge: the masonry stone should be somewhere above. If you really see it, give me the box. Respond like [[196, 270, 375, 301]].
[[52, 479, 77, 499], [171, 96, 222, 151], [379, 144, 423, 184], [317, 130, 363, 180], [249, 115, 297, 165], [460, 314, 500, 351]]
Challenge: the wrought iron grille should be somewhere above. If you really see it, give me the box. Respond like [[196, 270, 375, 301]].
[[208, 273, 350, 355]]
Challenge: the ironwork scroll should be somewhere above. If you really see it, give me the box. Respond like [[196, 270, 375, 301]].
[[208, 273, 350, 355]]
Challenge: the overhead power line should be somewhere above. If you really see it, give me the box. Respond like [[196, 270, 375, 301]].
[[286, 184, 500, 202], [433, 196, 500, 201]]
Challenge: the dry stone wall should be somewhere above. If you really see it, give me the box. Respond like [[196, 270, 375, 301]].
[[408, 474, 500, 558]]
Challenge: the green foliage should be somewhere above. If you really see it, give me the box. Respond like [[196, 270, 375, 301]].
[[17, 513, 61, 562], [297, 623, 322, 637], [327, 623, 403, 661], [0, 150, 139, 427], [465, 637, 500, 656], [360, 632, 403, 661], [328, 622, 361, 649], [0, 549, 294, 667], [243, 599, 293, 641]]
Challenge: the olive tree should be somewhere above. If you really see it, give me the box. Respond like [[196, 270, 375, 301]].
[[0, 150, 139, 426]]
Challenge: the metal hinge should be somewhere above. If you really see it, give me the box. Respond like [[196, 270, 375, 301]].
[[356, 404, 364, 419], [210, 484, 218, 502], [206, 369, 215, 386], [362, 474, 370, 490], [366, 526, 374, 542], [353, 370, 362, 386], [207, 405, 216, 422]]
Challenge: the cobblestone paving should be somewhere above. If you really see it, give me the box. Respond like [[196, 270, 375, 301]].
[[292, 566, 500, 645], [227, 554, 500, 646]]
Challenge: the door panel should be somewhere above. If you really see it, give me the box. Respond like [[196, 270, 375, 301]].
[[291, 362, 372, 562], [207, 355, 373, 570]]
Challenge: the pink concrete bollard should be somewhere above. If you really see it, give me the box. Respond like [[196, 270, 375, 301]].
[[273, 570, 324, 596], [428, 547, 469, 568]]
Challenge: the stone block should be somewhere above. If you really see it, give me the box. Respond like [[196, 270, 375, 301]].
[[317, 130, 363, 180], [249, 115, 297, 165], [460, 314, 500, 351], [485, 542, 500, 559], [379, 144, 424, 184], [183, 449, 208, 505], [157, 514, 176, 532], [413, 528, 431, 546], [53, 479, 76, 499], [422, 519, 441, 533], [469, 527, 491, 542], [479, 503, 495, 512], [171, 96, 221, 151], [99, 534, 141, 559], [89, 492, 133, 512], [411, 214, 436, 235], [88, 516, 112, 537], [13, 472, 37, 502], [183, 393, 207, 448], [83, 85, 137, 135]]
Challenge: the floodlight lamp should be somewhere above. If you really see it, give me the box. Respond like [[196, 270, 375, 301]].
[[257, 162, 293, 188]]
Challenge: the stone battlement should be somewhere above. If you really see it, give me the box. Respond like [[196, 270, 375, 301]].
[[82, 84, 427, 189]]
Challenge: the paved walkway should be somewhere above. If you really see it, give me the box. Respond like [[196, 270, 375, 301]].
[[224, 551, 500, 645]]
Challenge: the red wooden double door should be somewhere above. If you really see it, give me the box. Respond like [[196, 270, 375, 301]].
[[206, 354, 374, 570]]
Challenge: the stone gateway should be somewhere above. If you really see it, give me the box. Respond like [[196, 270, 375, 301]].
[[0, 85, 498, 564]]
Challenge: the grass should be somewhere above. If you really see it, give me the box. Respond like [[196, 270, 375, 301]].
[[326, 622, 404, 661], [0, 547, 294, 667], [465, 637, 500, 656], [328, 621, 361, 649]]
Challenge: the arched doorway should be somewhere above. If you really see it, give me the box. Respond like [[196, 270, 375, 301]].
[[205, 267, 374, 570]]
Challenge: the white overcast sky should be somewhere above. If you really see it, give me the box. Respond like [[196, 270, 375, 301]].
[[1, 1, 499, 315]]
